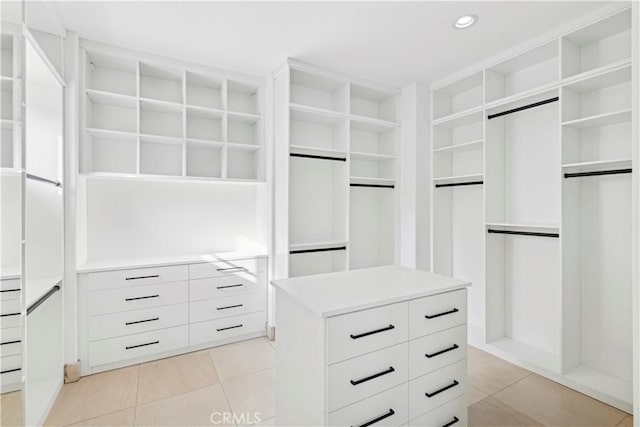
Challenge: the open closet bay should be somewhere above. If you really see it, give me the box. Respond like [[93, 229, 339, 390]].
[[430, 6, 633, 411]]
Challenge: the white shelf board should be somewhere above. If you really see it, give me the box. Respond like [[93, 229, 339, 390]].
[[562, 62, 631, 93], [289, 239, 348, 253], [186, 138, 224, 148], [485, 85, 559, 113], [487, 337, 560, 374], [561, 109, 631, 129], [350, 176, 396, 186], [289, 103, 345, 125], [85, 127, 137, 141], [85, 88, 137, 108], [563, 365, 632, 405], [289, 145, 347, 159], [485, 222, 560, 232], [226, 142, 262, 152], [139, 133, 183, 145], [140, 97, 184, 113], [0, 265, 21, 280], [433, 173, 484, 186], [227, 111, 261, 123], [349, 114, 398, 132], [186, 104, 224, 119], [350, 151, 395, 161], [433, 139, 483, 154], [80, 172, 263, 185], [431, 107, 484, 127], [562, 158, 631, 174]]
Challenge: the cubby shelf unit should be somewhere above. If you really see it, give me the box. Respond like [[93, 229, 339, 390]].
[[429, 6, 634, 411], [275, 59, 400, 279], [0, 33, 22, 171], [80, 45, 265, 182]]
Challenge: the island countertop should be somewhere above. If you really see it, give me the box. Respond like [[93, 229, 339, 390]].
[[271, 265, 470, 318]]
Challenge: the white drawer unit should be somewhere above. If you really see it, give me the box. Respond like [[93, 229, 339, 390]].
[[273, 266, 470, 426], [0, 312, 21, 329], [190, 293, 265, 323], [87, 265, 188, 290], [88, 281, 189, 316], [0, 326, 22, 358], [189, 311, 266, 346], [79, 256, 268, 375], [0, 278, 21, 292]]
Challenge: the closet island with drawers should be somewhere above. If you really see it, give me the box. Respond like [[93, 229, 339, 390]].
[[272, 266, 470, 427]]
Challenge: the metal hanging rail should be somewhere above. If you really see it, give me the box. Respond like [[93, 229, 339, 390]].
[[487, 97, 559, 120]]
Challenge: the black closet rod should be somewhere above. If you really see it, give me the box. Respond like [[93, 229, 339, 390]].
[[564, 168, 632, 179], [290, 153, 346, 162], [488, 229, 559, 238], [350, 183, 395, 189], [27, 283, 61, 316], [290, 246, 346, 255], [435, 180, 483, 188], [26, 173, 62, 187], [487, 97, 559, 120]]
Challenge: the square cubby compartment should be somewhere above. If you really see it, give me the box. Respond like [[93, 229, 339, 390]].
[[227, 114, 261, 146], [140, 137, 183, 176], [290, 68, 348, 113], [290, 107, 348, 152], [83, 129, 137, 174], [350, 84, 397, 122], [432, 72, 483, 120], [186, 72, 224, 110], [186, 107, 223, 142], [140, 100, 183, 138], [350, 119, 396, 156], [85, 91, 137, 133], [85, 50, 137, 96], [226, 146, 261, 180], [140, 62, 183, 104], [186, 141, 222, 178], [227, 80, 260, 115]]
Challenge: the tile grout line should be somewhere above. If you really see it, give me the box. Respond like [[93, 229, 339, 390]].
[[133, 364, 140, 426]]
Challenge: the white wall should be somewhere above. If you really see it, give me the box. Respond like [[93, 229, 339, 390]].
[[84, 179, 265, 261]]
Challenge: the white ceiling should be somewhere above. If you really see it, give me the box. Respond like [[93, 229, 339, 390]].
[[21, 1, 619, 87]]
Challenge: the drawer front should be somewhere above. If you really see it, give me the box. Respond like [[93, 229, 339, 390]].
[[409, 325, 467, 380], [328, 342, 408, 412], [87, 265, 188, 291], [0, 299, 21, 316], [189, 257, 266, 280], [190, 274, 265, 301], [328, 383, 409, 427], [89, 325, 188, 367], [0, 354, 21, 373], [89, 303, 189, 341], [190, 294, 265, 323], [0, 327, 22, 357], [409, 360, 466, 419], [409, 290, 466, 340], [0, 368, 21, 388], [0, 289, 20, 302], [189, 311, 265, 346], [0, 279, 21, 292], [409, 396, 467, 427], [327, 302, 408, 364], [0, 313, 21, 328], [88, 281, 189, 316]]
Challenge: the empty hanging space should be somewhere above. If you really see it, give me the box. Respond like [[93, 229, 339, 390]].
[[561, 8, 631, 79], [562, 167, 632, 404], [1, 79, 13, 122], [432, 72, 483, 120], [349, 184, 395, 270], [84, 50, 137, 97], [288, 246, 347, 278], [185, 140, 222, 179], [349, 84, 397, 123], [485, 41, 559, 103], [289, 68, 348, 113], [185, 71, 224, 110], [139, 62, 183, 104]]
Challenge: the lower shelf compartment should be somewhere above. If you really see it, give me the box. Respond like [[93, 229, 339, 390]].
[[563, 365, 632, 406]]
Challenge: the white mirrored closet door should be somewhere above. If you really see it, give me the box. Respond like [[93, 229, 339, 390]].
[[23, 28, 64, 426]]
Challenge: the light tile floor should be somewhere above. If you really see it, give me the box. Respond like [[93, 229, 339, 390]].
[[34, 339, 631, 427]]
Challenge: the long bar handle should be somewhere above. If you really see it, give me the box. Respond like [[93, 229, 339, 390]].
[[425, 344, 459, 358], [217, 304, 243, 311], [125, 274, 159, 281], [216, 267, 248, 273], [350, 366, 395, 386], [350, 324, 395, 340], [425, 380, 459, 398], [125, 317, 159, 326], [125, 294, 159, 301], [217, 324, 243, 332], [351, 409, 395, 427], [26, 173, 61, 187], [125, 340, 159, 350], [217, 284, 244, 289], [425, 308, 459, 319], [442, 416, 460, 427]]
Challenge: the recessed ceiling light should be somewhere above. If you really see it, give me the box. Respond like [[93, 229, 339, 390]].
[[454, 15, 478, 29]]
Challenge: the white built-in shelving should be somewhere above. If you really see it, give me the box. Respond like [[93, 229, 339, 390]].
[[430, 6, 633, 411], [80, 47, 264, 181], [0, 34, 21, 171], [275, 60, 400, 278]]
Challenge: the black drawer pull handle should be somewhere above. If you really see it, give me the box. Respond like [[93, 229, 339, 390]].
[[217, 324, 243, 332], [217, 304, 243, 311], [426, 380, 459, 398], [350, 366, 395, 386], [426, 344, 459, 358], [125, 274, 160, 281], [0, 312, 20, 317], [0, 340, 21, 346], [125, 294, 160, 301], [442, 416, 460, 427], [126, 340, 159, 350], [217, 284, 244, 289], [352, 409, 395, 427], [425, 308, 459, 319], [350, 324, 395, 340], [1, 368, 21, 375], [217, 267, 247, 272], [0, 289, 20, 293], [125, 317, 159, 326]]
